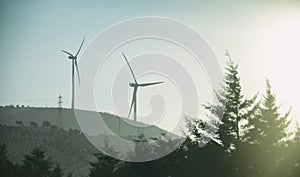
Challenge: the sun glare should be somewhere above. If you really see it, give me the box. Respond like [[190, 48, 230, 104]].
[[260, 12, 300, 127]]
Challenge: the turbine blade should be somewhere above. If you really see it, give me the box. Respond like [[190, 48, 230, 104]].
[[75, 60, 80, 84], [75, 37, 85, 58], [61, 50, 74, 57], [127, 95, 134, 119], [122, 53, 138, 84], [139, 81, 163, 87]]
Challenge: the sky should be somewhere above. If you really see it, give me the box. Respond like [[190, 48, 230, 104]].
[[1, 0, 300, 129]]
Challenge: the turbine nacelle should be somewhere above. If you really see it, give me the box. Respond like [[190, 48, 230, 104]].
[[68, 56, 76, 60], [129, 83, 138, 87]]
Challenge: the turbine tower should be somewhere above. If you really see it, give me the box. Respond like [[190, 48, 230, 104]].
[[122, 53, 163, 122], [61, 37, 85, 109]]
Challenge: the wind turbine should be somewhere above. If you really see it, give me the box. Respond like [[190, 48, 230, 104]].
[[122, 53, 163, 122], [61, 37, 85, 109]]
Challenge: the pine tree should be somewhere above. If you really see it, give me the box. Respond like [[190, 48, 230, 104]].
[[89, 138, 120, 177], [0, 144, 9, 171], [246, 79, 291, 176], [0, 144, 18, 177], [21, 147, 53, 177], [200, 51, 258, 177], [247, 80, 290, 147], [282, 123, 300, 177], [294, 123, 300, 143], [290, 123, 300, 176], [50, 163, 64, 177], [204, 51, 257, 152]]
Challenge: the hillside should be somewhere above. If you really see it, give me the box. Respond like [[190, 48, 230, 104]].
[[0, 125, 98, 177], [0, 107, 180, 176], [0, 106, 172, 138]]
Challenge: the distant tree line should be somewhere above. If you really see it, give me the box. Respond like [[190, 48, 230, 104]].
[[15, 120, 58, 129]]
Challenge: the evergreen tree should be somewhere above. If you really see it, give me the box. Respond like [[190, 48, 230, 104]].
[[16, 120, 24, 126], [246, 79, 291, 176], [184, 51, 258, 177], [247, 80, 290, 147], [290, 123, 300, 176], [66, 172, 73, 177], [42, 121, 51, 128], [257, 80, 289, 144], [89, 138, 120, 177], [21, 147, 53, 177], [177, 121, 227, 177], [0, 144, 9, 171], [204, 51, 257, 152], [50, 163, 64, 177], [274, 122, 300, 177], [30, 121, 38, 127], [0, 144, 18, 177], [294, 122, 300, 143]]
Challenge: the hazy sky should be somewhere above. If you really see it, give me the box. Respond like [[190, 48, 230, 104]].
[[1, 0, 300, 127]]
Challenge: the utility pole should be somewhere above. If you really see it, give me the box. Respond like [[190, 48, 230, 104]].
[[57, 94, 64, 128], [58, 94, 63, 108]]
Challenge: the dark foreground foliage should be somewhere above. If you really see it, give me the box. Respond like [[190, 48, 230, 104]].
[[1, 53, 300, 177]]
